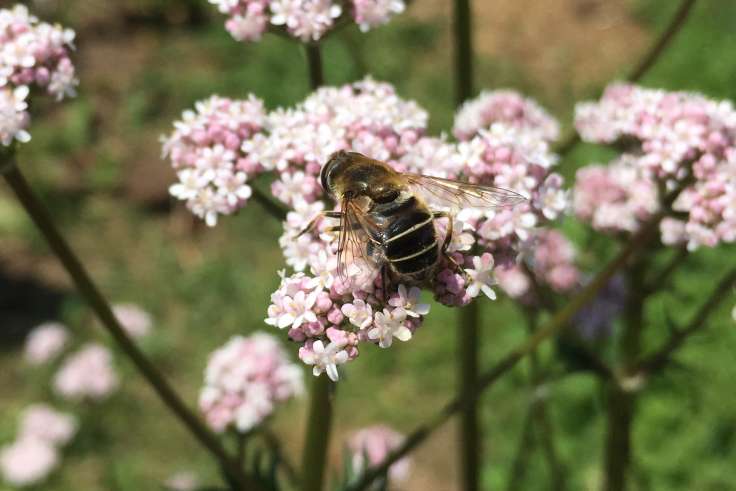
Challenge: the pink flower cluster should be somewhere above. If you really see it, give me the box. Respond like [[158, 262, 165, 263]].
[[199, 332, 303, 433], [207, 0, 405, 43], [0, 5, 77, 147], [165, 80, 566, 379], [112, 303, 153, 339], [0, 404, 76, 487], [347, 425, 411, 485], [53, 343, 119, 401], [496, 229, 580, 301], [573, 155, 659, 234], [162, 95, 267, 226], [575, 83, 736, 249], [453, 90, 560, 142], [23, 321, 69, 365]]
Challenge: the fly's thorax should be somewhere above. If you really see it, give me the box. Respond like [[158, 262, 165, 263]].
[[320, 151, 400, 200]]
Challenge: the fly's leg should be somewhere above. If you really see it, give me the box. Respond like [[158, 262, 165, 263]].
[[433, 211, 470, 280], [380, 263, 390, 303], [298, 211, 343, 236]]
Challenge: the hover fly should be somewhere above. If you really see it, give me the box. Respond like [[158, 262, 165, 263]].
[[301, 150, 527, 290]]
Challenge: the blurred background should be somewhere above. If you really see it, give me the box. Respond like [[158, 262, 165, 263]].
[[1, 0, 736, 489]]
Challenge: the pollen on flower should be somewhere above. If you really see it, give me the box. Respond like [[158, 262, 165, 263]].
[[198, 332, 303, 433]]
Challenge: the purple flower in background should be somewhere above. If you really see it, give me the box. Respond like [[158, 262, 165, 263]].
[[573, 274, 627, 341], [18, 404, 77, 447], [112, 303, 153, 339]]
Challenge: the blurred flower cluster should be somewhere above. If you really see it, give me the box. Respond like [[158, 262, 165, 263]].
[[0, 4, 77, 147], [496, 229, 581, 302], [199, 332, 303, 433], [164, 79, 567, 380], [0, 405, 77, 487], [2, 305, 153, 487], [207, 0, 405, 43], [574, 83, 736, 250], [347, 425, 411, 487]]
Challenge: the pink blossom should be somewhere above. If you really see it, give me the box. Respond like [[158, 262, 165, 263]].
[[575, 84, 736, 250], [164, 471, 200, 491], [454, 90, 560, 142], [299, 338, 349, 381], [23, 321, 68, 365], [112, 303, 152, 339], [18, 404, 77, 447], [0, 5, 78, 100], [0, 85, 30, 146], [348, 425, 411, 484], [369, 308, 412, 348], [199, 332, 303, 433], [162, 95, 266, 226], [53, 343, 119, 401], [352, 0, 406, 32], [465, 253, 497, 300], [0, 437, 58, 487]]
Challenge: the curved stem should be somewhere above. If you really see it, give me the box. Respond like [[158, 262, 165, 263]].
[[554, 0, 698, 157], [1, 158, 256, 491], [345, 182, 684, 491]]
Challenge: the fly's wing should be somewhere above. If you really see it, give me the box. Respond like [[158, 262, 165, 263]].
[[335, 198, 381, 281], [404, 174, 527, 212]]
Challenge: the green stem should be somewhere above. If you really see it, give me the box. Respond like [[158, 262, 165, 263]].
[[635, 266, 736, 375], [1, 157, 255, 490], [458, 302, 480, 491], [603, 261, 646, 491], [305, 44, 324, 90], [453, 0, 474, 105], [301, 376, 335, 491], [453, 0, 478, 488]]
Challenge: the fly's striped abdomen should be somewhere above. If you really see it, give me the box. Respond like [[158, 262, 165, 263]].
[[372, 196, 438, 276]]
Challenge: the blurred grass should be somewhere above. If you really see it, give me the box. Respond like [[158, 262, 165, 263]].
[[1, 0, 736, 490]]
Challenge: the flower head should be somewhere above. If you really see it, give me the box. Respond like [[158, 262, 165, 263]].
[[208, 0, 406, 44], [18, 404, 77, 447], [300, 339, 349, 381], [23, 321, 68, 365], [199, 332, 303, 433], [112, 303, 153, 339], [348, 425, 411, 485], [0, 437, 58, 487], [53, 343, 119, 401], [575, 83, 736, 250]]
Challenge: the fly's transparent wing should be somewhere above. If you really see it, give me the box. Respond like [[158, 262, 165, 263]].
[[335, 199, 381, 281], [404, 174, 527, 212]]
